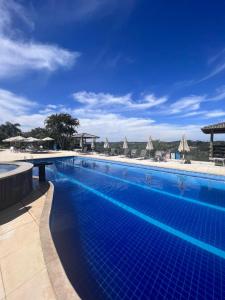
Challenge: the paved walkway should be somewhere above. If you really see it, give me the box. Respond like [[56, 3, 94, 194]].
[[0, 149, 75, 162], [0, 181, 56, 300], [76, 153, 225, 177], [0, 149, 225, 177]]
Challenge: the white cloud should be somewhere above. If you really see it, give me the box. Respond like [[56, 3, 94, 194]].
[[75, 111, 206, 141], [0, 0, 79, 79], [0, 88, 64, 130], [199, 49, 225, 82], [0, 38, 79, 78], [0, 87, 222, 141], [73, 91, 131, 106], [169, 95, 205, 114], [209, 86, 225, 101], [204, 110, 225, 118], [0, 88, 36, 118], [128, 94, 167, 109], [0, 88, 209, 141], [73, 91, 167, 110]]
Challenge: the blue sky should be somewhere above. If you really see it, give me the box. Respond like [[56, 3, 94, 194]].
[[0, 0, 225, 141]]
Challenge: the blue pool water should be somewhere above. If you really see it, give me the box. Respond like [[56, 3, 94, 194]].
[[0, 164, 17, 173], [34, 157, 225, 299]]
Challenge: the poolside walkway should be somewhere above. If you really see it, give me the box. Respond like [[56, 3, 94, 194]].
[[0, 149, 75, 162], [76, 152, 225, 177], [0, 180, 55, 300], [0, 149, 224, 177]]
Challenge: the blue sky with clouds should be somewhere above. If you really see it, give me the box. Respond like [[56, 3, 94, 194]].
[[0, 0, 225, 141]]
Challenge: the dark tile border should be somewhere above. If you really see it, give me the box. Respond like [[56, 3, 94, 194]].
[[0, 161, 33, 210], [39, 182, 80, 300]]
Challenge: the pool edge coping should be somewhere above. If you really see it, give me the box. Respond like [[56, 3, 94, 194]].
[[0, 161, 33, 180], [39, 181, 81, 300]]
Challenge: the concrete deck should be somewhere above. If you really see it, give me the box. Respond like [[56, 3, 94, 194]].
[[0, 149, 225, 177], [76, 152, 225, 177], [0, 177, 80, 300], [0, 150, 75, 162], [0, 180, 56, 300]]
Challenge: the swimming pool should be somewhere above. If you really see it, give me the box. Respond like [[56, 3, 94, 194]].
[[0, 163, 17, 173], [38, 157, 225, 299]]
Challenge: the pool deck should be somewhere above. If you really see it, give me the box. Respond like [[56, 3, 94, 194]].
[[0, 179, 79, 300], [0, 149, 224, 177], [76, 152, 225, 177]]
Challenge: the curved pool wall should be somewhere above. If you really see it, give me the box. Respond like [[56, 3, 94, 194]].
[[0, 162, 33, 210]]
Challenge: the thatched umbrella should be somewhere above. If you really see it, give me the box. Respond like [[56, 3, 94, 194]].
[[178, 135, 190, 159]]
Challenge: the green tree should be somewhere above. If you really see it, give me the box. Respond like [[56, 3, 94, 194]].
[[45, 113, 79, 149], [23, 127, 48, 139], [0, 122, 21, 143]]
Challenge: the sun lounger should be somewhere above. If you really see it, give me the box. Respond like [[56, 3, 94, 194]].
[[109, 148, 117, 156], [214, 158, 225, 166], [124, 148, 131, 157], [130, 149, 138, 158], [138, 149, 148, 159], [104, 149, 110, 156], [154, 151, 164, 162], [82, 146, 89, 154]]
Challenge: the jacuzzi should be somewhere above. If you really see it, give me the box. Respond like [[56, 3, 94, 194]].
[[0, 162, 33, 210]]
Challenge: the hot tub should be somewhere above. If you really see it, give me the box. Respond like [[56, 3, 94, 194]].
[[0, 162, 33, 210]]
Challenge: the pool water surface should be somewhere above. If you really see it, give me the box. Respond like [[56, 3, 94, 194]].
[[33, 157, 225, 300], [0, 164, 17, 174]]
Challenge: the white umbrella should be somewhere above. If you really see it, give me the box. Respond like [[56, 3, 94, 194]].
[[104, 138, 110, 149], [3, 136, 26, 142], [146, 136, 154, 151], [80, 137, 83, 148], [91, 138, 96, 150], [123, 137, 128, 149], [178, 135, 190, 159], [25, 137, 40, 143], [42, 137, 54, 141]]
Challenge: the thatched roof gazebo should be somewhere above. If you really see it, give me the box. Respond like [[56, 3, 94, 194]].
[[73, 133, 100, 150], [201, 122, 225, 159]]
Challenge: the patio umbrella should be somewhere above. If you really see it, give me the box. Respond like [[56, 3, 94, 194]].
[[25, 137, 40, 143], [80, 137, 83, 148], [146, 136, 154, 151], [104, 138, 110, 149], [2, 136, 26, 142], [178, 135, 190, 159], [123, 137, 128, 149], [91, 138, 96, 150], [42, 137, 54, 141]]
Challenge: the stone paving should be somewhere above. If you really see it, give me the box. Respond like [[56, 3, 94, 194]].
[[0, 181, 56, 300]]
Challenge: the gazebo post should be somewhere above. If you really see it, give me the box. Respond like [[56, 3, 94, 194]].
[[210, 131, 214, 158]]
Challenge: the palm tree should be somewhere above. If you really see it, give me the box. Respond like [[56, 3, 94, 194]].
[[0, 122, 21, 142]]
